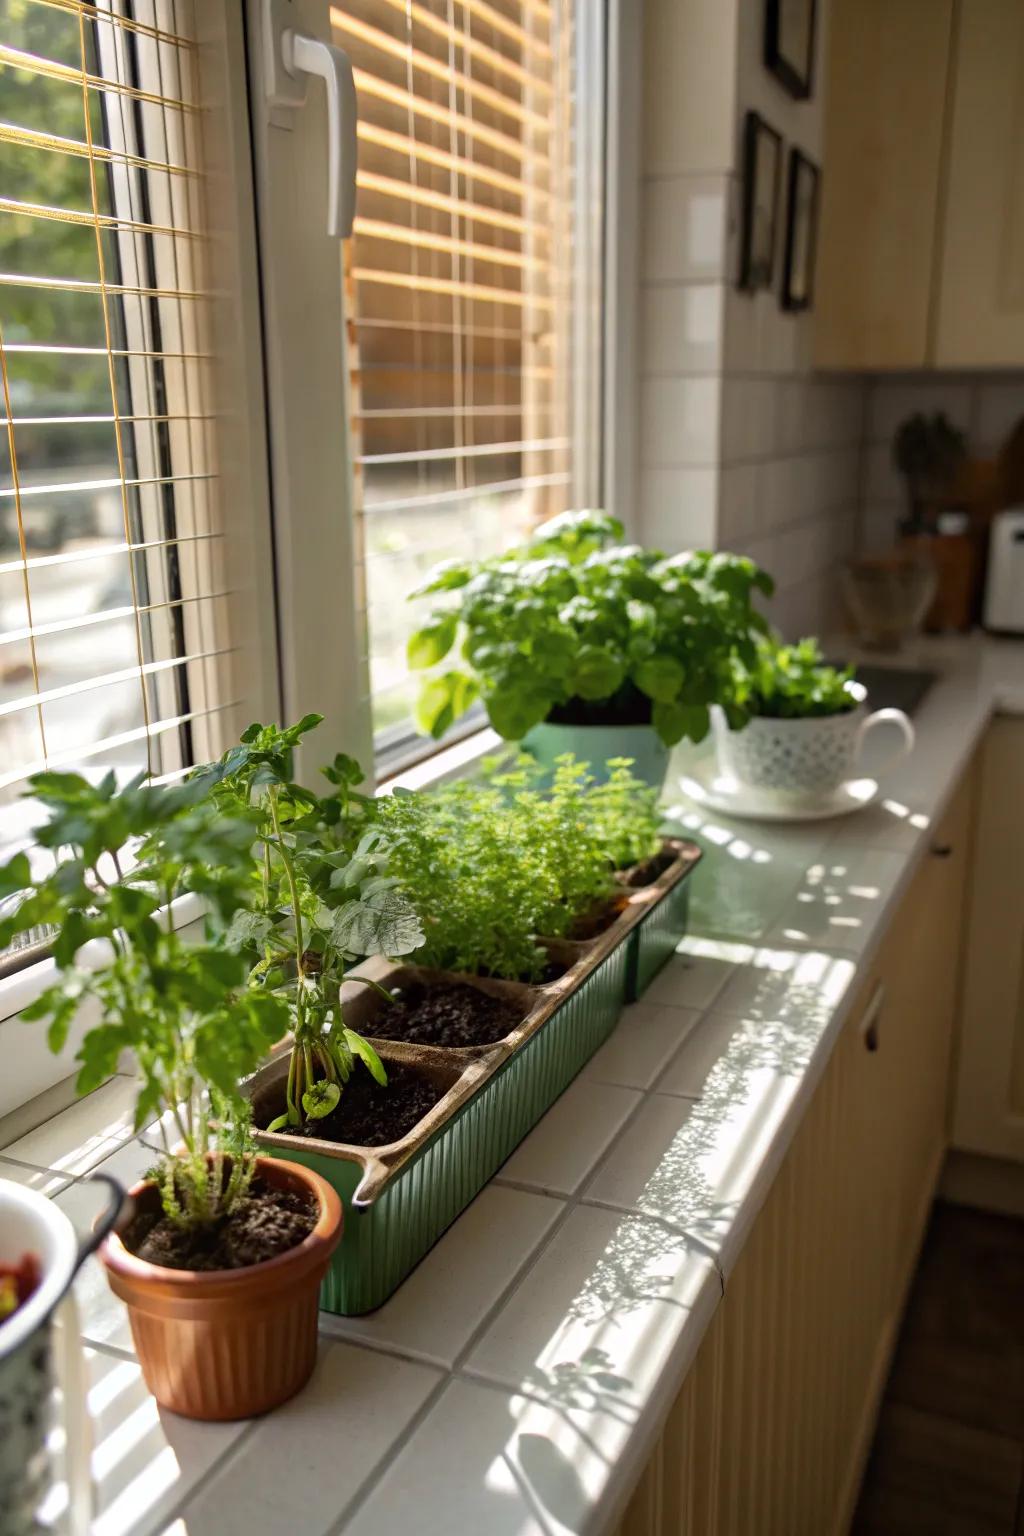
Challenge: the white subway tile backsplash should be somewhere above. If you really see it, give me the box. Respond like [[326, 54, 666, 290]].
[[974, 378, 1024, 454], [641, 175, 729, 282], [718, 462, 760, 543], [641, 283, 725, 375], [640, 467, 718, 549], [641, 376, 721, 466], [863, 441, 904, 511]]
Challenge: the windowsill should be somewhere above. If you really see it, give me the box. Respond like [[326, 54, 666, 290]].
[[378, 727, 504, 793]]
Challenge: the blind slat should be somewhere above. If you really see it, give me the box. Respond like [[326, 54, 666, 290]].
[[357, 121, 547, 201], [360, 437, 569, 466], [366, 0, 555, 93], [352, 267, 552, 308], [354, 217, 547, 272], [0, 43, 197, 114], [23, 0, 195, 51], [332, 11, 551, 131], [364, 472, 571, 517]]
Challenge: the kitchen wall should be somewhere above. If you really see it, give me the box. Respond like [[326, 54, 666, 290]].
[[637, 0, 867, 637], [859, 374, 1024, 552]]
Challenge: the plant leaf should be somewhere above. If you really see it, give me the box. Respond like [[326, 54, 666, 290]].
[[302, 1080, 340, 1119], [341, 1028, 388, 1086], [407, 612, 457, 670], [330, 888, 424, 958]]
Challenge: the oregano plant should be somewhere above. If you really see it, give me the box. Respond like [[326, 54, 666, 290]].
[[0, 771, 289, 1230]]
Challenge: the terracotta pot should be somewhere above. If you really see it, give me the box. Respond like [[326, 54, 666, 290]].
[[101, 1157, 341, 1421]]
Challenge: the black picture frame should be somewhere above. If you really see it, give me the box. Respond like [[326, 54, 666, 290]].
[[781, 148, 820, 311], [765, 0, 818, 100], [739, 111, 783, 293]]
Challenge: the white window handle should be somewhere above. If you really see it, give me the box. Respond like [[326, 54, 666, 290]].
[[263, 0, 358, 238]]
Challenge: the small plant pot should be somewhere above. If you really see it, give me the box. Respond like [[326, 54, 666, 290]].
[[0, 1174, 122, 1536], [100, 1157, 341, 1421], [522, 720, 670, 789], [711, 689, 915, 800]]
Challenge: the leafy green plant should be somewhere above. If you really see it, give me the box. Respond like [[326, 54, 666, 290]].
[[378, 778, 551, 981], [378, 752, 668, 977], [0, 771, 289, 1230], [892, 412, 968, 533], [406, 509, 774, 746], [487, 755, 619, 940], [740, 636, 856, 719], [586, 759, 663, 872], [193, 717, 424, 1131]]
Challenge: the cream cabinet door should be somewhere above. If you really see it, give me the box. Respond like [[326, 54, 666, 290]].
[[953, 717, 1024, 1160], [814, 0, 953, 370], [933, 0, 1024, 366]]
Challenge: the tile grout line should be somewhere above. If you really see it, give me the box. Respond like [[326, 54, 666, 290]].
[[138, 1416, 265, 1536], [322, 1369, 453, 1536]]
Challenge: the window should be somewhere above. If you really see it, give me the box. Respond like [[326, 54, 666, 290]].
[[0, 0, 276, 958], [0, 0, 612, 1086], [332, 0, 606, 761]]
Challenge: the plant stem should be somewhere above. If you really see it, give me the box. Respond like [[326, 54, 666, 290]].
[[269, 786, 305, 1036]]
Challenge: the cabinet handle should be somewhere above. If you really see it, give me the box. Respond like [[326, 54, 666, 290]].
[[859, 981, 885, 1053], [930, 843, 953, 858]]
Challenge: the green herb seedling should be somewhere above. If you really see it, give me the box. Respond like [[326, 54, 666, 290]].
[[0, 771, 289, 1229], [194, 718, 424, 1132], [741, 636, 857, 719]]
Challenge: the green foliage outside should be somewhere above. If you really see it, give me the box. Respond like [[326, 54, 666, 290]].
[[406, 510, 774, 748]]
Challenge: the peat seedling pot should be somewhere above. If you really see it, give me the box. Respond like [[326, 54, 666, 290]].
[[100, 1157, 341, 1421]]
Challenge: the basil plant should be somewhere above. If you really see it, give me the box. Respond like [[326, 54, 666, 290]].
[[406, 510, 775, 747]]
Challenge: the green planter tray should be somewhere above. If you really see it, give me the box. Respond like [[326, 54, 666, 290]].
[[621, 839, 702, 1001], [245, 839, 700, 1315]]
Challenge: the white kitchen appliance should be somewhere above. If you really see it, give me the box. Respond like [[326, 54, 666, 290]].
[[984, 509, 1024, 634]]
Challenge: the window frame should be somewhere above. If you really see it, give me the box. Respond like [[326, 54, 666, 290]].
[[247, 0, 625, 785], [0, 0, 280, 1104], [0, 0, 638, 1115]]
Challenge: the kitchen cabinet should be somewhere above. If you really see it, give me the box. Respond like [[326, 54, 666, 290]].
[[932, 0, 1024, 366], [815, 0, 1024, 370], [612, 770, 974, 1536], [952, 717, 1024, 1161], [814, 0, 953, 370]]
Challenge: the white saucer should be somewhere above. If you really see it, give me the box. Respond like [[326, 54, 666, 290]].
[[678, 761, 879, 823]]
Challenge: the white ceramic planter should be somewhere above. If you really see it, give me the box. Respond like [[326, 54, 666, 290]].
[[712, 684, 915, 798], [0, 1176, 121, 1536]]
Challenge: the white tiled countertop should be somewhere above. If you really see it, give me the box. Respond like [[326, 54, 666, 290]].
[[2, 633, 1022, 1536]]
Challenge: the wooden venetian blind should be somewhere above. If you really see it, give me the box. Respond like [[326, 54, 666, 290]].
[[332, 0, 580, 746], [0, 0, 232, 870]]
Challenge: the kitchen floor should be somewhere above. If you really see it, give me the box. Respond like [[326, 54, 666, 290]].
[[852, 1201, 1024, 1535]]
